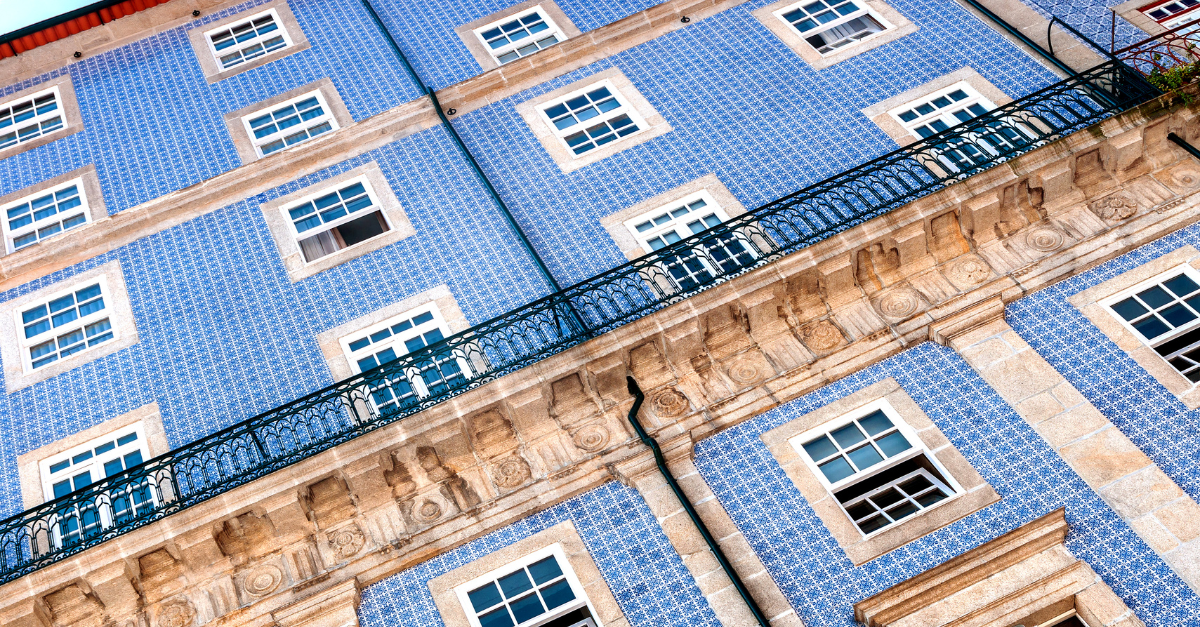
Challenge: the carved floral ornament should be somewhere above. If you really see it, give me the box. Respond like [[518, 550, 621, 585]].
[[492, 455, 532, 488], [243, 564, 283, 597], [1088, 193, 1138, 221], [800, 320, 844, 351], [329, 526, 366, 559], [651, 387, 689, 416], [945, 255, 992, 286], [412, 497, 444, 523], [572, 423, 610, 452], [1024, 225, 1066, 252], [727, 355, 765, 385], [875, 287, 922, 319], [156, 599, 196, 627]]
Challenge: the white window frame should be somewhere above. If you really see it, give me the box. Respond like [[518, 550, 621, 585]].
[[788, 399, 962, 537], [0, 86, 66, 151], [537, 80, 648, 158], [772, 0, 894, 56], [621, 190, 759, 292], [1142, 0, 1200, 24], [202, 8, 294, 71], [37, 422, 157, 548], [886, 81, 1035, 174], [473, 6, 567, 66], [241, 90, 339, 159], [0, 178, 92, 254], [1100, 264, 1200, 384], [339, 303, 474, 413], [16, 276, 119, 374], [453, 543, 598, 627], [281, 174, 393, 264]]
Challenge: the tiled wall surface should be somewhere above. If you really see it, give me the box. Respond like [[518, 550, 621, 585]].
[[1008, 222, 1200, 514], [693, 343, 1200, 627], [0, 126, 549, 519], [0, 0, 424, 214], [356, 481, 721, 627], [1012, 0, 1147, 50], [452, 0, 1060, 285]]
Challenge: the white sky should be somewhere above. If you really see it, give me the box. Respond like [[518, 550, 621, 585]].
[[1, 0, 97, 36]]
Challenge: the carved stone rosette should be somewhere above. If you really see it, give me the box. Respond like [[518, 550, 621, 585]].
[[1088, 193, 1137, 221], [328, 526, 366, 560], [490, 455, 533, 489], [156, 599, 196, 627]]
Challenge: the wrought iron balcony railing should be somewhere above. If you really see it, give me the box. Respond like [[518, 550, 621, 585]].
[[0, 59, 1161, 585]]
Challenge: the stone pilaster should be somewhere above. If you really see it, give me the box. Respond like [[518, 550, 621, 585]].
[[616, 436, 803, 627], [934, 302, 1200, 592]]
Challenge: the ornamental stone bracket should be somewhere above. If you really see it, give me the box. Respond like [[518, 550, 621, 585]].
[[2, 86, 1200, 627]]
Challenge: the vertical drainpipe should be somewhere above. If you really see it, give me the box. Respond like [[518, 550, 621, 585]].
[[625, 376, 775, 627], [358, 0, 565, 295]]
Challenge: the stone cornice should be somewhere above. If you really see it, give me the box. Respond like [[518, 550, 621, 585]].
[[0, 85, 1196, 627]]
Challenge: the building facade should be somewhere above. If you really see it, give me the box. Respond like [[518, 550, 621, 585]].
[[0, 0, 1197, 626]]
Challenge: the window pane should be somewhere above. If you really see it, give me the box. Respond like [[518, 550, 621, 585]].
[[858, 410, 893, 435], [478, 607, 515, 627], [875, 432, 911, 457], [540, 579, 575, 610], [469, 583, 504, 613], [527, 556, 563, 585], [829, 423, 866, 448], [1164, 274, 1200, 297], [1138, 285, 1174, 308], [1160, 303, 1197, 328], [498, 570, 534, 598], [508, 592, 545, 623], [846, 443, 884, 470], [802, 435, 838, 461], [1133, 316, 1172, 340], [818, 456, 855, 483]]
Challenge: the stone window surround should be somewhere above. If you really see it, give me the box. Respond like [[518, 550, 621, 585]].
[[15, 402, 168, 509], [454, 0, 582, 73], [0, 260, 139, 393], [761, 377, 999, 565], [259, 161, 416, 282], [428, 520, 624, 627], [0, 164, 108, 256], [0, 74, 83, 161], [599, 174, 746, 260], [1068, 244, 1200, 410], [861, 67, 1013, 147], [222, 77, 353, 165], [752, 0, 917, 70], [186, 0, 310, 84], [516, 67, 672, 174], [315, 285, 469, 380], [854, 509, 1144, 627]]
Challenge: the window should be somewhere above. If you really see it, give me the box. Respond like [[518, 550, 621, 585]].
[[790, 400, 961, 536], [1142, 0, 1200, 27], [18, 280, 116, 372], [1103, 266, 1200, 383], [341, 304, 471, 414], [623, 191, 757, 292], [204, 8, 293, 70], [1, 179, 91, 253], [284, 176, 391, 263], [539, 81, 643, 157], [0, 87, 64, 151], [889, 82, 1034, 172], [38, 425, 155, 547], [243, 91, 337, 158], [454, 544, 597, 627], [474, 7, 566, 65], [774, 0, 889, 54]]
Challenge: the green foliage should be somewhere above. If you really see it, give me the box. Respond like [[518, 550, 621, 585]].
[[1145, 54, 1200, 104]]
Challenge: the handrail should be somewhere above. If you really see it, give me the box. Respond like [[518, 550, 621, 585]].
[[1113, 16, 1200, 77], [0, 59, 1159, 585]]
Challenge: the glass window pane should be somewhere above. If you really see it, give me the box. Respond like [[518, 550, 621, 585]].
[[527, 556, 563, 585], [1138, 285, 1174, 308], [818, 456, 855, 483], [1164, 274, 1200, 297], [802, 435, 838, 461], [1160, 303, 1197, 328], [830, 423, 866, 448], [1133, 316, 1171, 340], [857, 410, 893, 435], [508, 592, 545, 624], [846, 443, 884, 470], [875, 432, 911, 457], [540, 579, 575, 610], [468, 583, 504, 613], [498, 570, 534, 598], [478, 607, 515, 627]]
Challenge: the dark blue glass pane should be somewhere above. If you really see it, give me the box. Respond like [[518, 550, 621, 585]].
[[1160, 303, 1197, 328], [876, 432, 911, 457], [847, 444, 884, 471], [509, 593, 545, 623], [498, 570, 534, 598], [802, 435, 838, 461], [468, 583, 504, 613], [1110, 297, 1147, 321], [527, 556, 563, 585], [1133, 316, 1171, 340], [830, 423, 865, 448], [1165, 274, 1200, 297], [540, 579, 575, 610], [478, 607, 514, 627], [818, 457, 854, 483], [858, 410, 892, 436], [1138, 285, 1174, 308]]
